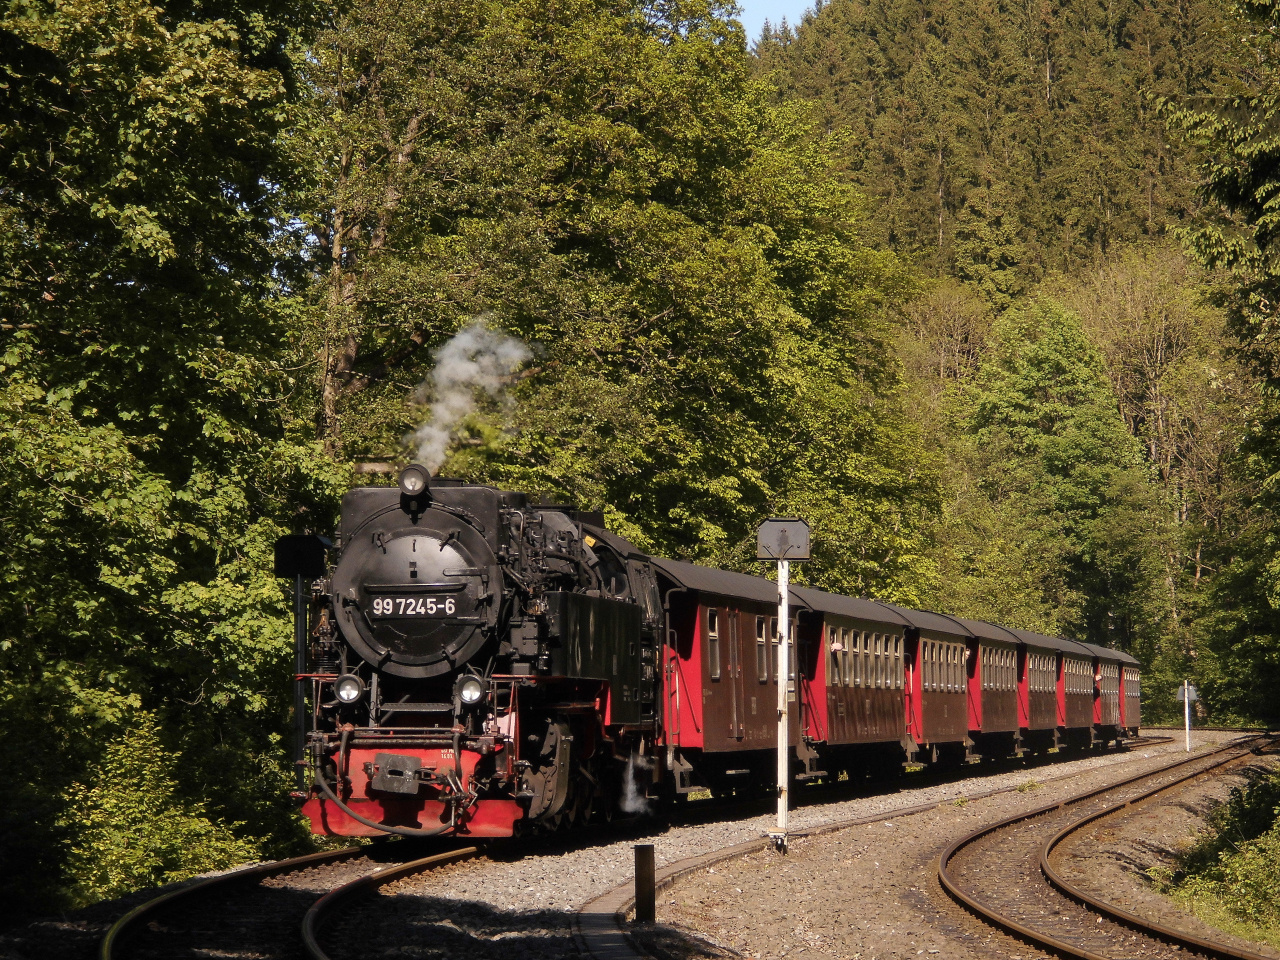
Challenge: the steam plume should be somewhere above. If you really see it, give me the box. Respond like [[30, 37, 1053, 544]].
[[621, 753, 654, 815], [410, 318, 531, 473]]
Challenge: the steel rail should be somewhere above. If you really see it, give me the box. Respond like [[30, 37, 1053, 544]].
[[300, 845, 480, 960], [573, 736, 1172, 959], [1040, 740, 1277, 960], [98, 845, 362, 960], [938, 736, 1270, 960]]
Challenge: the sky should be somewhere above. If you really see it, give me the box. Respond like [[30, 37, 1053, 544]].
[[735, 0, 814, 42]]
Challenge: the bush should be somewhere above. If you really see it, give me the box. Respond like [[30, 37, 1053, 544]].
[[1165, 767, 1280, 939], [60, 718, 260, 906]]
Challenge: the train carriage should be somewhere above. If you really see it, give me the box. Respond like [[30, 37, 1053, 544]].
[[881, 606, 973, 761], [1078, 642, 1129, 743], [1120, 653, 1142, 734], [1005, 630, 1081, 751], [649, 558, 807, 794], [950, 619, 1020, 756], [1058, 642, 1095, 741], [791, 588, 911, 771]]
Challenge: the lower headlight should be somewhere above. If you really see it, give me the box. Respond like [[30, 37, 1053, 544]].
[[457, 676, 484, 705], [334, 674, 365, 704]]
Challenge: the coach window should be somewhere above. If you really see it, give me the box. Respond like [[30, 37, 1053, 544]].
[[756, 616, 767, 682], [893, 635, 901, 688], [770, 617, 779, 681], [863, 631, 871, 686], [783, 616, 793, 686], [870, 634, 879, 688], [708, 609, 721, 681]]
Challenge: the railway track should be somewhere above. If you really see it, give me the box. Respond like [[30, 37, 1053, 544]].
[[939, 735, 1277, 960], [97, 840, 479, 960], [93, 734, 1224, 960]]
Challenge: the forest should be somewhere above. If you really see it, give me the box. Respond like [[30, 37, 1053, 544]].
[[2, 0, 1279, 920]]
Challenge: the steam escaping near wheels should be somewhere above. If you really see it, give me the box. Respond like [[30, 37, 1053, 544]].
[[409, 316, 531, 473], [622, 754, 654, 815]]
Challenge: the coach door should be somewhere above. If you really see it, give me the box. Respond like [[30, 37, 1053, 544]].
[[727, 610, 745, 740]]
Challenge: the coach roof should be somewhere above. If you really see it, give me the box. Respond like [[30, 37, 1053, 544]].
[[949, 617, 1021, 644], [790, 586, 912, 626], [650, 557, 787, 606], [999, 628, 1092, 656], [877, 604, 974, 637], [1074, 640, 1141, 665]]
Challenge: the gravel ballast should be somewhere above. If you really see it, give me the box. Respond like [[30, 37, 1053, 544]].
[[341, 731, 1245, 959]]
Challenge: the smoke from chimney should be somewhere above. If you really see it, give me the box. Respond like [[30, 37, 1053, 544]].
[[409, 317, 531, 473]]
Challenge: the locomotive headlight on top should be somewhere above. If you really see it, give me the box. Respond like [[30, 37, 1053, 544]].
[[398, 464, 430, 497], [334, 674, 365, 704], [456, 675, 484, 705]]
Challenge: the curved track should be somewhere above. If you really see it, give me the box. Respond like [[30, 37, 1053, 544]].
[[300, 846, 479, 960], [939, 736, 1276, 960], [98, 841, 477, 960]]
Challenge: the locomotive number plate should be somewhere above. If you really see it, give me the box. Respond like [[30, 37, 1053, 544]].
[[370, 596, 457, 617]]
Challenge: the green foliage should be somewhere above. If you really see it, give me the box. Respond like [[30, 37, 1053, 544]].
[[0, 0, 340, 919], [757, 0, 1237, 283], [1161, 0, 1280, 722], [1163, 767, 1280, 942], [931, 300, 1158, 647], [61, 718, 260, 906], [292, 0, 939, 599]]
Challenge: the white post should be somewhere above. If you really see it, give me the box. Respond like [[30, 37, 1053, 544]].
[[1184, 679, 1191, 752], [776, 559, 789, 846]]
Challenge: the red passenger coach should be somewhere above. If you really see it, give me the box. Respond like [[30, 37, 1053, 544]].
[[1004, 630, 1084, 752], [1078, 642, 1139, 742], [879, 607, 971, 764], [1120, 657, 1141, 733], [791, 588, 912, 773], [651, 559, 811, 795], [949, 618, 1020, 758], [1058, 644, 1095, 745]]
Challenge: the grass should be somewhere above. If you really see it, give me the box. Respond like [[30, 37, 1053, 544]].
[[1152, 766, 1280, 948]]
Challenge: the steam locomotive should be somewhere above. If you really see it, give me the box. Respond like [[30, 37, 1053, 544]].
[[276, 469, 1141, 839]]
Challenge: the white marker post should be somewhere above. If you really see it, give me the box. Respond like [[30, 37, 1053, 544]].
[[777, 558, 789, 842], [757, 518, 810, 854], [1179, 680, 1198, 752]]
